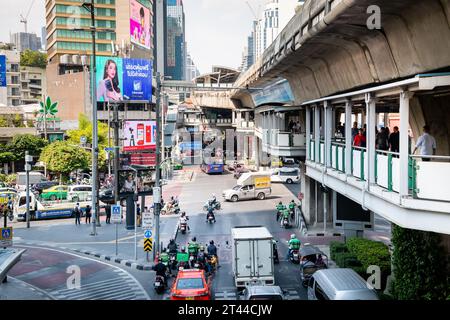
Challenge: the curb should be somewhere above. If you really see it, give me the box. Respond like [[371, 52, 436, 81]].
[[70, 248, 154, 271]]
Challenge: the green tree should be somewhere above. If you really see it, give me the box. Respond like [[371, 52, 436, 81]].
[[7, 134, 48, 161], [12, 114, 25, 127], [20, 50, 47, 68], [0, 117, 8, 127], [391, 224, 449, 300], [39, 141, 90, 179], [67, 114, 108, 169]]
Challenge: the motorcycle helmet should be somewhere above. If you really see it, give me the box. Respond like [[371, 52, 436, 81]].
[[181, 246, 186, 252], [192, 237, 196, 242], [290, 234, 296, 239], [279, 201, 282, 205], [210, 240, 214, 245], [200, 246, 204, 251]]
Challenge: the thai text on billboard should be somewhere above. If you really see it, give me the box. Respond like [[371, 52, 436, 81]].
[[123, 120, 156, 152], [96, 56, 152, 102], [130, 0, 151, 50]]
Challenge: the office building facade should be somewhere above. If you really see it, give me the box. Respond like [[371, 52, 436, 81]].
[[10, 33, 42, 52], [166, 0, 185, 80]]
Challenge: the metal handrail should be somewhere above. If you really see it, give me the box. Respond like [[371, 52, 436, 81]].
[[410, 154, 450, 160], [331, 141, 346, 147], [352, 146, 367, 151], [376, 149, 400, 156]]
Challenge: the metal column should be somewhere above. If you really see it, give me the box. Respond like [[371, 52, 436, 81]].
[[399, 91, 413, 198], [345, 100, 353, 176]]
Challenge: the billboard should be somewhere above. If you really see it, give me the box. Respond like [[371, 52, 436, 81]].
[[130, 0, 151, 50], [0, 55, 6, 87], [251, 79, 294, 107], [96, 56, 152, 102], [123, 120, 156, 152]]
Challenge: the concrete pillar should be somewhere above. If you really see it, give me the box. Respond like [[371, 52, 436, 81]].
[[345, 100, 353, 176], [306, 106, 311, 160], [324, 101, 333, 168], [399, 91, 413, 198], [245, 112, 249, 122], [254, 137, 260, 168], [314, 105, 320, 162], [366, 94, 377, 186]]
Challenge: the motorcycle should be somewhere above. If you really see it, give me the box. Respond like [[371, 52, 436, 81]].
[[206, 212, 216, 224], [206, 255, 218, 273], [189, 253, 197, 268], [282, 217, 290, 229], [154, 275, 166, 294], [161, 201, 180, 215], [203, 201, 221, 212], [169, 253, 178, 270], [179, 222, 187, 234], [289, 249, 300, 264]]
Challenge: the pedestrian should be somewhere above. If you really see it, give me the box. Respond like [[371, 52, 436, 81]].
[[376, 127, 389, 150], [136, 203, 141, 227], [353, 129, 366, 147], [389, 126, 400, 153], [295, 121, 301, 133], [413, 125, 436, 162], [85, 205, 91, 224], [288, 120, 294, 132], [351, 122, 359, 142], [105, 205, 111, 224], [74, 203, 81, 225]]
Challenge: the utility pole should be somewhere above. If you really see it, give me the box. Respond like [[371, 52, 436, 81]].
[[25, 151, 32, 229], [153, 72, 162, 259]]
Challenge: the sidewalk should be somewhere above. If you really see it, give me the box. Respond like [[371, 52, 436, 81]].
[[0, 276, 52, 300]]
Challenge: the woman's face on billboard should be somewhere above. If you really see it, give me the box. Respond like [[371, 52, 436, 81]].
[[107, 62, 116, 79]]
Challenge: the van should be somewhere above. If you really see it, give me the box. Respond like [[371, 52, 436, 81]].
[[307, 268, 379, 300], [270, 167, 300, 184]]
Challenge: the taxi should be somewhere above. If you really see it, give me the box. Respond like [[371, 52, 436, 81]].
[[170, 269, 212, 300]]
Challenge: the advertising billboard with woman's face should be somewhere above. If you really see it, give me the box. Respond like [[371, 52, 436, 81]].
[[96, 56, 152, 102], [130, 0, 151, 50]]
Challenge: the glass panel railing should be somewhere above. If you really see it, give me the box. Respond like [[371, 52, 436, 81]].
[[320, 141, 325, 165], [310, 140, 315, 161], [375, 150, 399, 192], [331, 142, 345, 172]]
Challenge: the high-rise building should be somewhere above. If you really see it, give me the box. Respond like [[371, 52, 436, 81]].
[[185, 52, 200, 81], [253, 0, 302, 61], [10, 33, 42, 52], [153, 0, 167, 75], [42, 27, 47, 50], [44, 0, 154, 125], [166, 0, 185, 80]]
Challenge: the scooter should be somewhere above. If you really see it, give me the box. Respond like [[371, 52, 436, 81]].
[[154, 275, 166, 294], [179, 222, 187, 234], [289, 249, 300, 264], [206, 212, 216, 224], [189, 253, 197, 268], [282, 217, 290, 229]]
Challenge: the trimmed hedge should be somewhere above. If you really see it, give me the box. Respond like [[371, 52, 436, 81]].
[[346, 238, 391, 275], [329, 241, 348, 261]]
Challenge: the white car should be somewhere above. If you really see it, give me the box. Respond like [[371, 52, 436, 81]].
[[68, 185, 92, 202], [270, 167, 300, 184]]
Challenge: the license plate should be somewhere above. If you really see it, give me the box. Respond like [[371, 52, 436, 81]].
[[155, 282, 161, 286], [186, 297, 194, 300]]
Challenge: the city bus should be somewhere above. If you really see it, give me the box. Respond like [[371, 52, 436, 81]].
[[201, 155, 224, 174]]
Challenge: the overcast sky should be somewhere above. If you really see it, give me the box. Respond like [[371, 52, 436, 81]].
[[0, 0, 265, 74]]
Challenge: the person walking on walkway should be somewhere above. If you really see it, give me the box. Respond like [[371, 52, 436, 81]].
[[85, 205, 92, 224], [105, 205, 111, 224], [389, 126, 400, 153], [74, 203, 81, 225], [413, 125, 436, 162]]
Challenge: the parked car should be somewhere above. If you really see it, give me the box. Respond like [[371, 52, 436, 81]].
[[170, 269, 212, 300], [240, 285, 285, 300], [270, 167, 300, 184], [31, 181, 59, 195], [41, 185, 68, 201], [67, 185, 92, 202]]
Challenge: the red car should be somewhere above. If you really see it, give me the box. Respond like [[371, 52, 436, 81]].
[[170, 269, 212, 300]]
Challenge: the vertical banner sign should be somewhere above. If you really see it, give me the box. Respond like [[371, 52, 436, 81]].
[[0, 55, 6, 87], [130, 0, 151, 50]]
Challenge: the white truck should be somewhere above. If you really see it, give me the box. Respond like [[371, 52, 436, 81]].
[[223, 172, 271, 202], [231, 226, 275, 288]]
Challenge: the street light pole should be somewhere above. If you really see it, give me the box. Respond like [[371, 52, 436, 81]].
[[25, 151, 32, 229], [83, 0, 100, 235]]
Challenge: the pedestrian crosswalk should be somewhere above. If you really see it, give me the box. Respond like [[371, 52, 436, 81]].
[[49, 275, 149, 300]]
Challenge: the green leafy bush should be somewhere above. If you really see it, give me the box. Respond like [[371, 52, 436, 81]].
[[346, 238, 391, 274], [329, 241, 348, 261]]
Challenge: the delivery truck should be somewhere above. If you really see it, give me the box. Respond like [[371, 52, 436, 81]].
[[222, 172, 271, 202], [231, 226, 275, 288]]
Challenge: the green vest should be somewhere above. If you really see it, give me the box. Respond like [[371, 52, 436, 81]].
[[288, 203, 296, 210], [160, 252, 170, 263], [282, 210, 290, 218], [188, 242, 199, 254], [276, 204, 285, 211], [176, 252, 189, 262], [289, 238, 301, 249]]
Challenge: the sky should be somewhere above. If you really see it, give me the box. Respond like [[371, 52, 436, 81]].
[[0, 0, 265, 74], [0, 0, 46, 45], [183, 0, 267, 74]]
